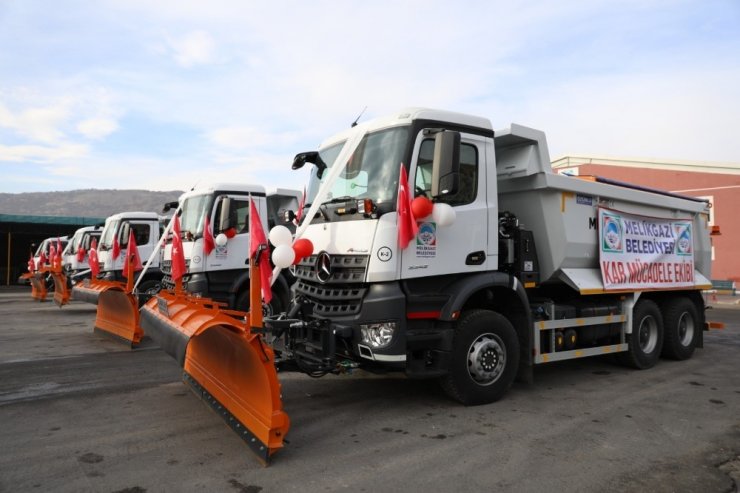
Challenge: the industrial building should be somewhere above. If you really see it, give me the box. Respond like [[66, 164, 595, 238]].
[[1, 214, 104, 285]]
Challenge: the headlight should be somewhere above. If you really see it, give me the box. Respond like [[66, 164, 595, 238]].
[[360, 322, 397, 349]]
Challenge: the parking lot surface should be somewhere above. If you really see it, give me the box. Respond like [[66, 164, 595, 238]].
[[1, 288, 739, 492]]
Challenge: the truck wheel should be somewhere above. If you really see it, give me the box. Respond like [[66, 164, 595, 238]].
[[235, 289, 284, 316], [618, 299, 663, 369], [137, 280, 161, 307], [660, 297, 699, 360], [440, 309, 520, 406]]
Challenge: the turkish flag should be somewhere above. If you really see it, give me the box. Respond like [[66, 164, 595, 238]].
[[295, 186, 306, 225], [249, 199, 272, 304], [28, 253, 35, 272], [203, 214, 215, 256], [397, 164, 418, 249], [122, 230, 143, 277], [89, 238, 100, 278], [112, 234, 120, 261], [171, 215, 186, 283], [76, 244, 86, 262], [56, 237, 63, 263], [39, 251, 48, 267], [49, 245, 56, 263]]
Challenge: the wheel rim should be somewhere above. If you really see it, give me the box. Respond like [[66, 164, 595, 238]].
[[638, 315, 658, 353], [467, 332, 506, 386], [677, 311, 695, 346]]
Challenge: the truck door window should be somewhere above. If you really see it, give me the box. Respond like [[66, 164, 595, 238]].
[[415, 138, 478, 206], [130, 223, 151, 245], [214, 198, 251, 234]]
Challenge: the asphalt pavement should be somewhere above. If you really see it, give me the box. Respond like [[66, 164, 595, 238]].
[[0, 287, 738, 492]]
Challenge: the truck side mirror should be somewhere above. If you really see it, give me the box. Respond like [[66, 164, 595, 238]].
[[217, 197, 232, 232], [119, 223, 130, 247], [293, 151, 327, 179], [162, 201, 179, 213], [432, 131, 461, 198]]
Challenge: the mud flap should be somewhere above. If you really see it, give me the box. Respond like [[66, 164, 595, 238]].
[[140, 291, 290, 464], [72, 279, 144, 346], [51, 270, 70, 307]]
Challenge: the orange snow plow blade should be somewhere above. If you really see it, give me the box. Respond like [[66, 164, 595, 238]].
[[51, 269, 71, 307], [139, 263, 289, 465], [28, 271, 49, 302], [71, 279, 143, 346]]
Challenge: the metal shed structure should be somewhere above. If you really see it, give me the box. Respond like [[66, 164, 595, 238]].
[[0, 214, 105, 285]]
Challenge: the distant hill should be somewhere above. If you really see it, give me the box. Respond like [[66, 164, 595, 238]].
[[0, 189, 183, 218]]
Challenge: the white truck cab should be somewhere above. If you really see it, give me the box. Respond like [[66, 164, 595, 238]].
[[33, 236, 70, 270], [161, 183, 300, 312], [96, 211, 165, 292], [62, 225, 102, 277]]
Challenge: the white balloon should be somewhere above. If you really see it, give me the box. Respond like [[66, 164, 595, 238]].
[[268, 225, 293, 247], [432, 203, 456, 227], [271, 244, 295, 268], [215, 233, 228, 247]]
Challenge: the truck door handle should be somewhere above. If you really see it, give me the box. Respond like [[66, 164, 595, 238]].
[[466, 251, 486, 265]]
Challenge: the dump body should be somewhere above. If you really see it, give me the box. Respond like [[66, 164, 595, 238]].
[[494, 124, 712, 290]]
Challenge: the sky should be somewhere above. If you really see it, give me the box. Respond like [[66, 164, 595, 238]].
[[1, 0, 739, 193]]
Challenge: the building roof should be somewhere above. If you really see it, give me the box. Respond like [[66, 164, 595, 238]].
[[551, 155, 740, 176], [0, 214, 105, 226]]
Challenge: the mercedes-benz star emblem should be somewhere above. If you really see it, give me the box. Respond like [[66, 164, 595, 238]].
[[316, 251, 332, 283]]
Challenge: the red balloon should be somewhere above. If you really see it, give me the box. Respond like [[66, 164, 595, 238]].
[[292, 238, 314, 263], [411, 196, 433, 219], [224, 227, 237, 239]]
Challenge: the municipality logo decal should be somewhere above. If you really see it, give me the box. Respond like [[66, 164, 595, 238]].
[[601, 214, 623, 252], [674, 224, 692, 255]]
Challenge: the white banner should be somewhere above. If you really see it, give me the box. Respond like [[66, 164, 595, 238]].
[[599, 208, 695, 290]]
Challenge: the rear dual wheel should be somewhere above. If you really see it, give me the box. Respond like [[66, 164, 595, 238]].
[[618, 299, 663, 369], [660, 297, 700, 360]]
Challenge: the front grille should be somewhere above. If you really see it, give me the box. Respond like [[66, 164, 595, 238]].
[[160, 260, 190, 290], [161, 274, 174, 290], [294, 254, 369, 316]]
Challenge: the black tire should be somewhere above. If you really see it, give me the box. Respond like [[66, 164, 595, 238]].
[[617, 299, 664, 369], [235, 287, 284, 316], [45, 274, 55, 291], [660, 297, 700, 360], [440, 309, 520, 406], [136, 280, 161, 307]]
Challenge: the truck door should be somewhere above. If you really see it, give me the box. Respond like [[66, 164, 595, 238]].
[[206, 194, 255, 272], [401, 130, 489, 279], [120, 221, 156, 270]]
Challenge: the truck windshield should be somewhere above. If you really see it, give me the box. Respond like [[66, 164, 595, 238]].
[[99, 220, 120, 250], [66, 232, 82, 254], [306, 126, 409, 209], [180, 194, 214, 238], [34, 240, 48, 257]]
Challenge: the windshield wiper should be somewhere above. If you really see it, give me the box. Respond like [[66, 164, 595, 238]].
[[320, 196, 354, 205], [302, 202, 330, 221]]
